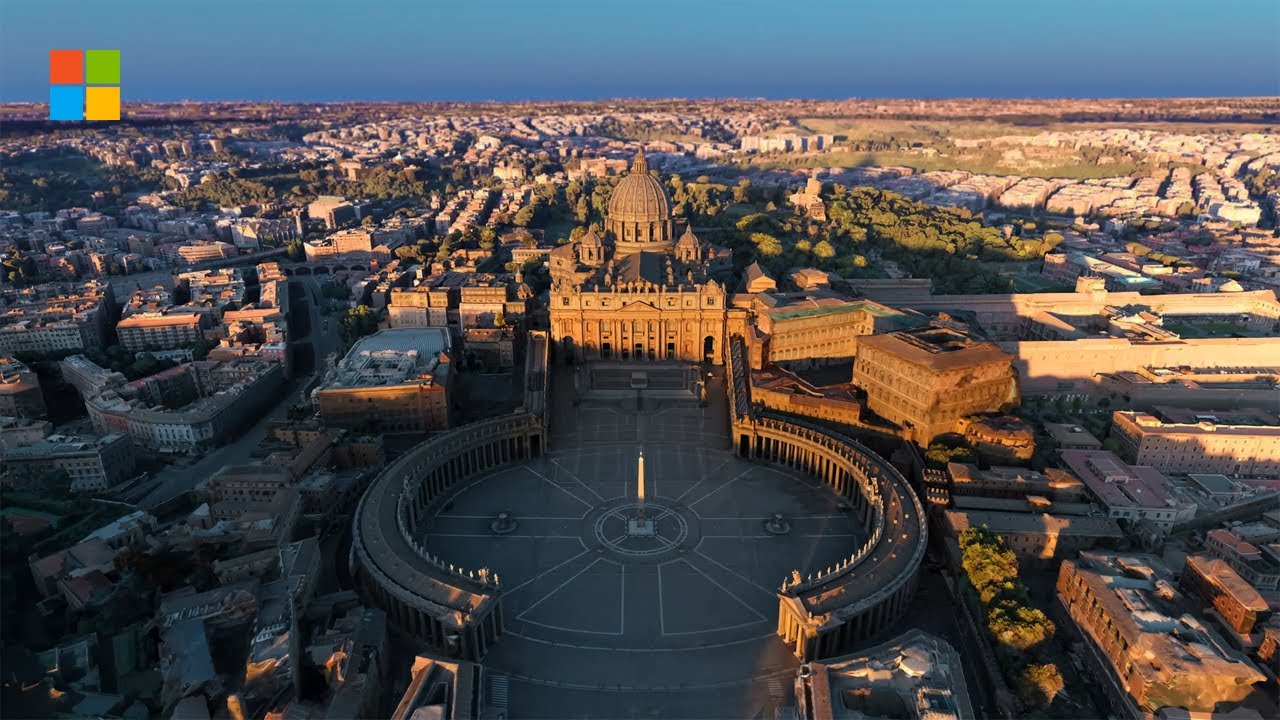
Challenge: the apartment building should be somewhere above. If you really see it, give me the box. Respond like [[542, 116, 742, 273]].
[[0, 357, 47, 418], [116, 312, 207, 352], [2, 432, 135, 492], [1059, 450, 1197, 534], [1111, 407, 1280, 478], [1057, 552, 1264, 714]]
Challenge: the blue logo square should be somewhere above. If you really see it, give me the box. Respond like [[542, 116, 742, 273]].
[[50, 85, 85, 121]]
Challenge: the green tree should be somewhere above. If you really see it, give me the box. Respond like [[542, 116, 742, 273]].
[[988, 601, 1056, 651], [1126, 241, 1153, 257], [961, 541, 1019, 604], [749, 232, 783, 257], [1018, 663, 1064, 709], [339, 305, 379, 343], [924, 442, 976, 468], [192, 338, 218, 360], [513, 205, 537, 227], [812, 240, 836, 260]]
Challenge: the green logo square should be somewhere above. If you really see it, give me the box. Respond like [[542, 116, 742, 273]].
[[85, 49, 120, 84]]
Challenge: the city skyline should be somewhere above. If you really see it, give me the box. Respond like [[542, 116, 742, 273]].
[[2, 4, 1280, 715], [1, 0, 1278, 103]]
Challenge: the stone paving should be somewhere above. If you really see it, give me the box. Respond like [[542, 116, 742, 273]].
[[420, 366, 868, 717]]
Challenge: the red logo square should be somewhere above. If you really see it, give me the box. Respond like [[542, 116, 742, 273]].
[[50, 49, 84, 85]]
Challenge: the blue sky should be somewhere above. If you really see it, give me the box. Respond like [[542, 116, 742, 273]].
[[1, 0, 1277, 102]]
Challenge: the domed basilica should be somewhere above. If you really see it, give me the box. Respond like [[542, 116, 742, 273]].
[[549, 150, 733, 363]]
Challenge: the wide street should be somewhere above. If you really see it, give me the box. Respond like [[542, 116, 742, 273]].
[[133, 273, 342, 509]]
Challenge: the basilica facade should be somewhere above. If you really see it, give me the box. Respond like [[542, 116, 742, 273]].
[[549, 151, 733, 364]]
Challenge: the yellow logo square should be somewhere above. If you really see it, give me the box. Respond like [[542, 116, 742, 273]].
[[85, 86, 120, 121]]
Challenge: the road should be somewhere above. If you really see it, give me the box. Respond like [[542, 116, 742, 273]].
[[292, 273, 345, 377], [135, 273, 343, 509]]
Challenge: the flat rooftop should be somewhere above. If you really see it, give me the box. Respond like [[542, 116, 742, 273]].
[[1044, 422, 1104, 447], [859, 323, 1011, 371], [1151, 405, 1279, 427], [1187, 473, 1240, 495], [3, 433, 127, 458], [328, 328, 452, 389], [797, 629, 974, 720], [945, 508, 1124, 539]]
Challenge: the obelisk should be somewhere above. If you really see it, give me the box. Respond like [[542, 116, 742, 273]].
[[637, 451, 645, 507], [627, 450, 655, 536]]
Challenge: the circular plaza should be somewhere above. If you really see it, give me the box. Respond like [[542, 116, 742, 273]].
[[350, 362, 926, 716]]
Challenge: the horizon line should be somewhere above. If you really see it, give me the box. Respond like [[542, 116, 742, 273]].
[[3, 94, 1279, 106]]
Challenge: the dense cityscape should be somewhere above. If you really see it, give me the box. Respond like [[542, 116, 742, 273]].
[[1, 90, 1279, 720]]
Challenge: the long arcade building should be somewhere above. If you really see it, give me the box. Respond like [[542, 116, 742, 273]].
[[350, 333, 925, 663]]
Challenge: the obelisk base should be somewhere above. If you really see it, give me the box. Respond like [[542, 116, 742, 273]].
[[626, 517, 657, 537]]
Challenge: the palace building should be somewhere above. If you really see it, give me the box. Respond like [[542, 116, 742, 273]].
[[854, 318, 1020, 443], [549, 150, 733, 363]]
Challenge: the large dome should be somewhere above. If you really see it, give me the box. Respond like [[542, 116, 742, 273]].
[[607, 150, 670, 222], [606, 150, 675, 251]]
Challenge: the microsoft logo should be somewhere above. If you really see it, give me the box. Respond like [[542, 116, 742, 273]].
[[49, 49, 120, 121]]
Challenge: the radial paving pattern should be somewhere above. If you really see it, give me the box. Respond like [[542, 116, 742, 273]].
[[420, 393, 867, 716]]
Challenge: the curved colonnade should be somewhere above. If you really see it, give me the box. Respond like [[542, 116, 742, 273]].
[[352, 338, 926, 665], [349, 413, 545, 661], [726, 333, 927, 662], [738, 414, 927, 661]]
